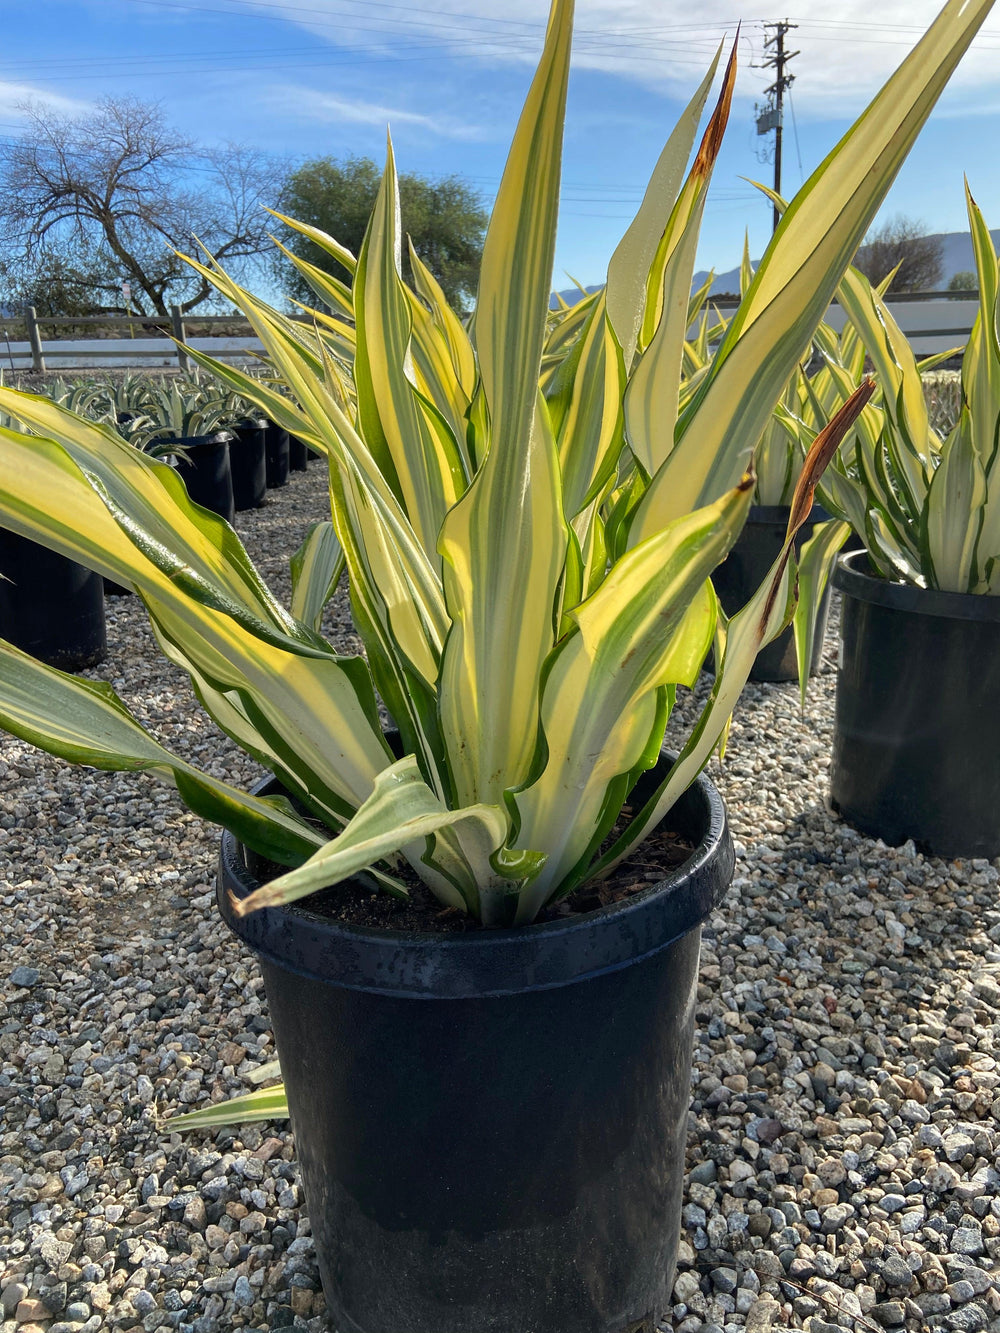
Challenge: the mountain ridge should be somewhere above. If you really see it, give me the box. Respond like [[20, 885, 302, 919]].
[[553, 228, 1000, 306]]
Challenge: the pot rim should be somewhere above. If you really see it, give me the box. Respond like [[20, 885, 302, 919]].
[[217, 752, 734, 999], [833, 549, 1000, 623], [153, 431, 233, 448]]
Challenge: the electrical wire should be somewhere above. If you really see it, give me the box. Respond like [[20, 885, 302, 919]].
[[786, 88, 804, 187]]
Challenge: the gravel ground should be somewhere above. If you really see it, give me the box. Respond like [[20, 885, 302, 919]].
[[1, 464, 999, 1333]]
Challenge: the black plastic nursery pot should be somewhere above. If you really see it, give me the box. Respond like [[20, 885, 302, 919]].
[[831, 550, 1000, 858], [265, 422, 290, 488], [103, 576, 133, 598], [217, 756, 734, 1333], [166, 432, 236, 526], [711, 503, 832, 682], [0, 530, 107, 671], [288, 432, 309, 472], [229, 421, 268, 511]]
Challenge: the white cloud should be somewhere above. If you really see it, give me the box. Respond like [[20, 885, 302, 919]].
[[0, 81, 90, 119], [276, 87, 486, 139], [226, 0, 1000, 117]]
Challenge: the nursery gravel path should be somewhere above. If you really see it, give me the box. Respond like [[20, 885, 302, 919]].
[[1, 464, 999, 1333]]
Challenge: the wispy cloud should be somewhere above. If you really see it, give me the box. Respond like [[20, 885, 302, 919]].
[[232, 0, 1000, 117], [276, 87, 486, 140], [0, 81, 90, 119]]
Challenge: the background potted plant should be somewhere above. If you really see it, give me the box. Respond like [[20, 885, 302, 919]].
[[0, 0, 991, 1327], [129, 379, 237, 523], [214, 385, 269, 511], [818, 188, 1000, 856], [709, 250, 853, 693], [0, 411, 107, 671]]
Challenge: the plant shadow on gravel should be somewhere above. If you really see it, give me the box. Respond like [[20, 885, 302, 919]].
[[666, 620, 1000, 1330]]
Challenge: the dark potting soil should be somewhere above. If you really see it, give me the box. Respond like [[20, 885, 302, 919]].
[[271, 815, 694, 934]]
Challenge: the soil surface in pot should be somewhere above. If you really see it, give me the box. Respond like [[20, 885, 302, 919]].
[[255, 818, 693, 934]]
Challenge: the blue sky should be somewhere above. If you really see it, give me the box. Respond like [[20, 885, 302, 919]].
[[4, 0, 1000, 292]]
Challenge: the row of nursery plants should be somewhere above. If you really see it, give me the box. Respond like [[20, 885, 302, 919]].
[[0, 371, 321, 670], [0, 0, 998, 1328]]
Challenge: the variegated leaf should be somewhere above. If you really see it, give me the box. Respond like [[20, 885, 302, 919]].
[[438, 0, 573, 806], [511, 479, 751, 920], [231, 756, 514, 916], [586, 379, 876, 884], [290, 521, 345, 632], [165, 1084, 289, 1129], [0, 638, 324, 865], [792, 517, 851, 704], [606, 48, 722, 370], [624, 43, 737, 479], [353, 136, 466, 560], [628, 0, 991, 541], [923, 410, 986, 591]]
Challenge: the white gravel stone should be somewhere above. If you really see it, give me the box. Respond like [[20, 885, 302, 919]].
[[2, 472, 1000, 1331]]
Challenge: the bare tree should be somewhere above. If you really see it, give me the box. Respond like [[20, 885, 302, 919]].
[[0, 97, 283, 316], [854, 215, 944, 293]]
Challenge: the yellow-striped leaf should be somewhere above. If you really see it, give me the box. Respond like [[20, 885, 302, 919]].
[[407, 238, 477, 398], [606, 48, 721, 370], [267, 207, 358, 274], [545, 290, 626, 519], [629, 0, 992, 542], [923, 412, 986, 591], [0, 429, 391, 820], [0, 638, 325, 865], [511, 479, 751, 920], [437, 0, 574, 806], [231, 755, 512, 916], [165, 1084, 289, 1129], [290, 521, 345, 631], [624, 46, 735, 479], [270, 233, 355, 320], [792, 517, 850, 704], [591, 379, 876, 881], [353, 137, 467, 559]]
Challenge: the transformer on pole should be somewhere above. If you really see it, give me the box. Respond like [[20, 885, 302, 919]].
[[755, 21, 798, 234]]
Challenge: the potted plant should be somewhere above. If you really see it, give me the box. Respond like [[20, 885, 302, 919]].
[[0, 411, 107, 670], [818, 189, 1000, 857], [0, 0, 990, 1327], [264, 417, 291, 487], [130, 379, 237, 523], [228, 414, 268, 510], [214, 387, 269, 510], [710, 269, 852, 691]]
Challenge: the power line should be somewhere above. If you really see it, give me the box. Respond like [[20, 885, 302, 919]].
[[787, 88, 804, 187], [117, 0, 736, 51], [0, 30, 733, 83]]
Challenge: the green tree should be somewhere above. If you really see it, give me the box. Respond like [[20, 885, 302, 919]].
[[948, 269, 977, 292], [277, 156, 487, 313]]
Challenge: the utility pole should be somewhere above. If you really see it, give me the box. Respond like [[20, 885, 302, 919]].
[[755, 20, 798, 233]]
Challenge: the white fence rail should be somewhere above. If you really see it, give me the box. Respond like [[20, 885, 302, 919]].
[[0, 333, 266, 372], [0, 293, 980, 373], [821, 297, 977, 358], [2, 305, 277, 374], [707, 293, 978, 359]]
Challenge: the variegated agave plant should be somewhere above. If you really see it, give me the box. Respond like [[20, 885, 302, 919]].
[[0, 0, 989, 945], [819, 187, 1000, 593]]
